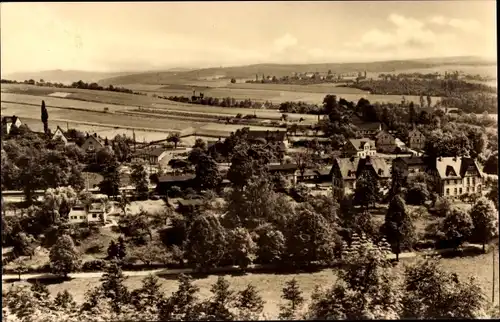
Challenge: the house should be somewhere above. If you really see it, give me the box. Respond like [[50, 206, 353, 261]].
[[331, 156, 390, 194], [177, 198, 205, 214], [431, 157, 484, 197], [2, 115, 22, 135], [131, 148, 168, 165], [156, 174, 196, 195], [355, 123, 382, 138], [392, 156, 428, 179], [268, 163, 298, 184], [68, 202, 111, 225], [81, 134, 107, 153], [52, 126, 69, 145], [297, 166, 332, 184], [407, 126, 426, 151], [375, 130, 398, 153], [342, 138, 377, 158], [246, 128, 288, 146]]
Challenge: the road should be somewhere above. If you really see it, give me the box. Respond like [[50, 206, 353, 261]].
[[3, 245, 485, 282]]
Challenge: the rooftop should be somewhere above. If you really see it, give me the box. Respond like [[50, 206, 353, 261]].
[[348, 138, 376, 150], [177, 198, 205, 207], [158, 174, 196, 183], [268, 163, 298, 172]]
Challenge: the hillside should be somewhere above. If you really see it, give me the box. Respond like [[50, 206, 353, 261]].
[[98, 56, 497, 86], [2, 70, 136, 85]]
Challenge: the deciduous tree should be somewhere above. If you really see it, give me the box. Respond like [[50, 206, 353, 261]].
[[49, 234, 81, 278], [469, 197, 498, 252]]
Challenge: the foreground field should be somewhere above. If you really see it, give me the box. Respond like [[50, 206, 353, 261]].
[[3, 248, 498, 318]]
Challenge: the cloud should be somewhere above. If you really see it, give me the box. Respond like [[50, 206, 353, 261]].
[[429, 16, 481, 33], [273, 33, 299, 52]]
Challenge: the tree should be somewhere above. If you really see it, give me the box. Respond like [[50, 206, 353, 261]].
[[353, 170, 381, 211], [225, 227, 257, 269], [130, 274, 164, 315], [41, 100, 48, 135], [286, 208, 337, 266], [98, 161, 120, 197], [389, 161, 407, 199], [99, 261, 131, 313], [54, 290, 76, 310], [381, 195, 416, 261], [227, 143, 271, 188], [483, 151, 498, 175], [184, 214, 227, 270], [200, 276, 235, 320], [117, 190, 130, 215], [130, 161, 149, 200], [426, 95, 432, 108], [167, 132, 181, 149], [131, 242, 170, 266], [235, 284, 265, 320], [305, 234, 401, 320], [405, 182, 429, 205], [402, 257, 487, 319], [255, 224, 286, 265], [193, 138, 207, 150], [42, 186, 78, 224], [469, 197, 498, 252], [195, 154, 222, 190], [49, 234, 81, 278], [13, 232, 36, 259], [293, 151, 313, 178], [440, 207, 474, 250], [230, 78, 236, 84], [279, 278, 305, 320], [158, 274, 201, 321]]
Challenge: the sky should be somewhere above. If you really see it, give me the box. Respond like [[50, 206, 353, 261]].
[[1, 1, 497, 75]]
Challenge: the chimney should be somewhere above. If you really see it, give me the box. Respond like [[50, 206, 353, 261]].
[[94, 133, 97, 137]]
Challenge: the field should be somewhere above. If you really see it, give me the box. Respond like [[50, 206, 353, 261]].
[[127, 82, 441, 105], [3, 247, 498, 318]]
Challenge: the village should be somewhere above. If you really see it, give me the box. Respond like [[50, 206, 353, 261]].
[[1, 1, 499, 321]]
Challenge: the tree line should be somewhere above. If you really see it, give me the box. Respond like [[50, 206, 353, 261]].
[[0, 78, 144, 95]]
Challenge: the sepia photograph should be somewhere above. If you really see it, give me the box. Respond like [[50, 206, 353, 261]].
[[1, 1, 498, 320]]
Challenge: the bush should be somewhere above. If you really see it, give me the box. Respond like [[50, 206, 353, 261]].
[[432, 196, 451, 217], [81, 259, 106, 272]]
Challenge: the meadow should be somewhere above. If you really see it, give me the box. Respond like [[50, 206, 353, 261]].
[[3, 248, 498, 319]]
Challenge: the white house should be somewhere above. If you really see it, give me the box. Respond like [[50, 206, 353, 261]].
[[52, 126, 69, 145], [342, 138, 377, 158], [68, 197, 113, 224]]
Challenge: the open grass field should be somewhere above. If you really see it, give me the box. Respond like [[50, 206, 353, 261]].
[[3, 247, 498, 319]]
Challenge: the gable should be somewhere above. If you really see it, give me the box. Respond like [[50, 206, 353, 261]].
[[445, 165, 457, 177]]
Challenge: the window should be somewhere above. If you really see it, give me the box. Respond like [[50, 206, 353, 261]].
[[467, 177, 470, 185], [478, 185, 482, 192], [446, 188, 450, 195], [466, 187, 470, 193], [92, 214, 97, 218], [454, 188, 457, 195], [472, 177, 476, 185], [459, 188, 462, 194], [80, 216, 85, 219]]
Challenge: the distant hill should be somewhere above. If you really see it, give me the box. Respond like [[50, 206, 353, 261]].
[[2, 70, 137, 85], [98, 56, 497, 86]]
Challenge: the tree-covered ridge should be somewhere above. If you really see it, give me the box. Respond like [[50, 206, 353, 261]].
[[341, 78, 497, 97]]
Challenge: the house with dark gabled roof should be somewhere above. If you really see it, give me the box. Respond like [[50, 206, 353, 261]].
[[375, 130, 398, 153], [1, 115, 22, 135], [81, 133, 107, 152], [342, 138, 377, 158], [156, 174, 196, 195], [431, 157, 484, 197], [392, 156, 428, 179], [246, 128, 288, 146], [268, 163, 298, 184], [331, 156, 390, 194], [407, 126, 426, 151]]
